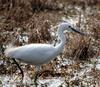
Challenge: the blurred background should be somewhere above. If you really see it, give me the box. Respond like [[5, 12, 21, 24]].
[[0, 0, 100, 87]]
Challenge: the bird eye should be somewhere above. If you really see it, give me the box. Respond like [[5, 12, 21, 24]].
[[69, 26, 71, 28]]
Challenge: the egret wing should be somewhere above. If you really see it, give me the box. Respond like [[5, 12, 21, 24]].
[[5, 44, 56, 65]]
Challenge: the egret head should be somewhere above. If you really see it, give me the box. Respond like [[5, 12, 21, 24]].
[[59, 22, 86, 35]]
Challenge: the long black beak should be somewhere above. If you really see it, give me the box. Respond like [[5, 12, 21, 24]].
[[71, 27, 86, 36]]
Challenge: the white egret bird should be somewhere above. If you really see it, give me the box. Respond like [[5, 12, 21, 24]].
[[5, 22, 85, 85]]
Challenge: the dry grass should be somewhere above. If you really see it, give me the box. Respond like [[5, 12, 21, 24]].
[[0, 0, 100, 86]]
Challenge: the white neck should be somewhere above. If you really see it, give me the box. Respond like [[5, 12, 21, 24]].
[[55, 27, 67, 54]]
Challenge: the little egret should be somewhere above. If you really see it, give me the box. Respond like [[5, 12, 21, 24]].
[[5, 22, 85, 85]]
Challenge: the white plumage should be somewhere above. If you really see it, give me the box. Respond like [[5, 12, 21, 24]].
[[5, 44, 58, 65], [5, 22, 85, 67]]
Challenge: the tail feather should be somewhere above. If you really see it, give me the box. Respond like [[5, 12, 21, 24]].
[[4, 44, 16, 57]]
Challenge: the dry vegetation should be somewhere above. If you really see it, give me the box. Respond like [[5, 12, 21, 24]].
[[0, 0, 100, 87]]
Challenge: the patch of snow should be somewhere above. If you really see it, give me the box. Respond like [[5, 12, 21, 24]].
[[39, 78, 64, 87], [0, 75, 17, 87], [23, 73, 32, 85], [96, 64, 100, 70], [59, 58, 75, 67], [0, 60, 3, 65], [97, 58, 100, 63]]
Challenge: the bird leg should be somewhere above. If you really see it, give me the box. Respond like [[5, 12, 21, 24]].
[[34, 71, 39, 87], [34, 66, 40, 87], [12, 58, 24, 80]]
